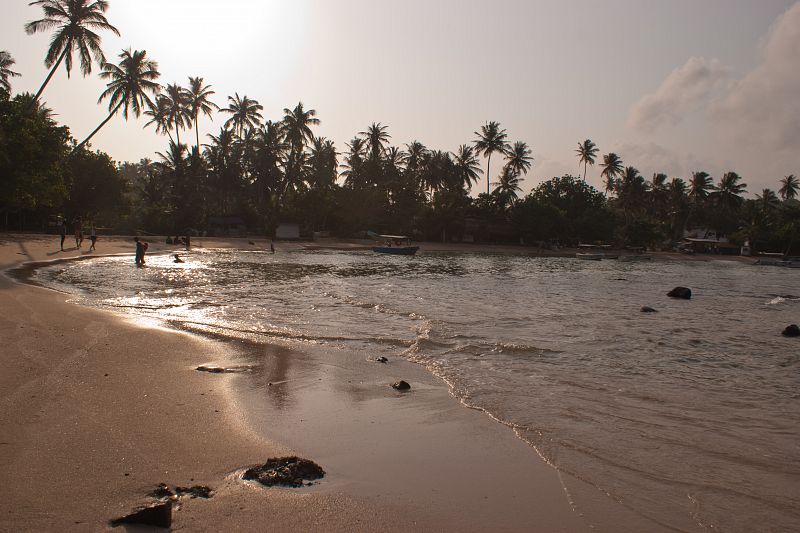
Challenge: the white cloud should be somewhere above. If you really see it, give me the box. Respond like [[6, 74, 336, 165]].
[[627, 57, 730, 133], [710, 2, 800, 155], [613, 141, 710, 181]]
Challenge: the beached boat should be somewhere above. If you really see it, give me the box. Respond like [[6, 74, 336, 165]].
[[619, 254, 652, 262], [372, 234, 419, 255], [576, 253, 603, 260], [754, 258, 800, 268]]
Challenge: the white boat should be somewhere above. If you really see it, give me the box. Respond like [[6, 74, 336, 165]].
[[370, 234, 419, 255]]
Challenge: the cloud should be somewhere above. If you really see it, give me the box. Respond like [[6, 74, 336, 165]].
[[613, 141, 709, 180], [627, 57, 730, 132], [710, 2, 800, 154]]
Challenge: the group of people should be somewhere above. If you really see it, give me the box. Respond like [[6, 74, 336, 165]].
[[58, 217, 96, 252]]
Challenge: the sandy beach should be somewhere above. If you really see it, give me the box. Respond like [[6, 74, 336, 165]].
[[0, 233, 600, 532], [1, 233, 744, 532]]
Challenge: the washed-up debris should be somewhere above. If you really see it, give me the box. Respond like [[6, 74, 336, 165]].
[[243, 457, 325, 488]]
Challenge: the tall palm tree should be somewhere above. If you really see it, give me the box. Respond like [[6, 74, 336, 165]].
[[360, 122, 390, 162], [186, 76, 218, 152], [600, 153, 623, 194], [491, 166, 522, 208], [283, 102, 319, 152], [161, 83, 191, 146], [474, 121, 509, 195], [505, 141, 533, 177], [74, 48, 160, 152], [779, 174, 799, 201], [25, 0, 120, 104], [713, 171, 747, 210], [576, 139, 598, 180], [689, 171, 713, 203], [0, 51, 21, 93], [143, 94, 174, 143], [452, 144, 483, 190], [341, 137, 366, 188], [221, 93, 263, 136]]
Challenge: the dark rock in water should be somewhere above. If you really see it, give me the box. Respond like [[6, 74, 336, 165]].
[[175, 485, 213, 499], [640, 306, 658, 313], [667, 287, 692, 299], [111, 501, 172, 528], [392, 380, 411, 391], [374, 356, 388, 363], [243, 456, 325, 488], [782, 324, 800, 337]]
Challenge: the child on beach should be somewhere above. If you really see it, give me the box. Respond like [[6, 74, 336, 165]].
[[59, 219, 66, 251]]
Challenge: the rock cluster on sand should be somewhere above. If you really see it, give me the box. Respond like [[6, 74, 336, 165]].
[[242, 457, 325, 488], [667, 287, 692, 299], [392, 380, 411, 391]]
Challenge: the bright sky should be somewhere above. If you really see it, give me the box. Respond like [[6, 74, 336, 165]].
[[3, 0, 798, 195]]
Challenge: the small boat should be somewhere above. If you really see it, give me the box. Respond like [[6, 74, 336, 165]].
[[754, 259, 800, 268], [619, 254, 652, 262], [372, 234, 419, 255], [576, 253, 603, 260]]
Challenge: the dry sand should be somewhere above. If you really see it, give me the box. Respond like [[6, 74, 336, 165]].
[[0, 233, 694, 532]]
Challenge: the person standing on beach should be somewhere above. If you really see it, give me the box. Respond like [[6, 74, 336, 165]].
[[89, 223, 97, 251], [134, 236, 146, 266], [74, 218, 83, 248], [59, 218, 66, 251]]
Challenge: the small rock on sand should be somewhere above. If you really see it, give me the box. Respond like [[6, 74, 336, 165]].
[[782, 324, 800, 337], [392, 380, 411, 391], [641, 306, 658, 313], [667, 287, 692, 299], [243, 456, 325, 487]]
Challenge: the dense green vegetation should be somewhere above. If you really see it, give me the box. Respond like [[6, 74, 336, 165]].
[[1, 1, 798, 255]]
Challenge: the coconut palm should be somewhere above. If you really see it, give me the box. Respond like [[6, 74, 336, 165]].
[[143, 95, 174, 143], [283, 102, 319, 152], [713, 171, 747, 210], [221, 93, 263, 136], [779, 174, 799, 201], [452, 144, 483, 190], [25, 0, 120, 104], [186, 76, 218, 152], [474, 121, 509, 195], [491, 166, 523, 208], [161, 83, 191, 147], [341, 137, 367, 188], [757, 188, 779, 214], [689, 171, 713, 203], [74, 48, 160, 152], [360, 122, 390, 162], [0, 51, 21, 93], [576, 139, 598, 180], [505, 141, 533, 177], [600, 153, 623, 194]]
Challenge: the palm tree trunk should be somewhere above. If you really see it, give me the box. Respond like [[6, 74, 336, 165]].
[[28, 47, 69, 110], [176, 125, 181, 147], [584, 161, 588, 180], [195, 112, 200, 153], [486, 153, 492, 195], [73, 101, 123, 153]]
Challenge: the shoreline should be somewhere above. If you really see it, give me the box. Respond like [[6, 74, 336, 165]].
[[1, 233, 695, 531]]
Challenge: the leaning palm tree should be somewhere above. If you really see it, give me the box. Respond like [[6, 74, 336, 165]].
[[473, 121, 509, 195], [0, 51, 21, 93], [221, 93, 263, 136], [185, 76, 218, 152], [25, 0, 120, 104], [73, 48, 160, 152], [779, 174, 799, 201], [143, 94, 174, 143], [576, 139, 598, 180], [600, 153, 623, 195]]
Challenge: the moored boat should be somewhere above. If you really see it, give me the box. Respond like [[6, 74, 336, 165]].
[[371, 234, 419, 255]]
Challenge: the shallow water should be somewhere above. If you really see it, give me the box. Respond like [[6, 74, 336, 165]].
[[33, 250, 800, 532]]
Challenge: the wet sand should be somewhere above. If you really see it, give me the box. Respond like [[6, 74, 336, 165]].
[[0, 233, 699, 531]]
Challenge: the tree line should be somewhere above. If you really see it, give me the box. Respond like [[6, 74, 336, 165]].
[[1, 1, 798, 254]]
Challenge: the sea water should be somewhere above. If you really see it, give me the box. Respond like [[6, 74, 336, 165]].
[[32, 249, 800, 532]]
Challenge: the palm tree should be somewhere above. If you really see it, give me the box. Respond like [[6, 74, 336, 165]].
[[689, 171, 713, 203], [25, 0, 120, 104], [341, 137, 366, 188], [0, 51, 21, 93], [283, 102, 319, 152], [143, 95, 174, 143], [600, 153, 623, 194], [452, 144, 483, 190], [505, 141, 533, 177], [161, 83, 191, 146], [73, 48, 160, 152], [779, 174, 799, 201], [473, 121, 509, 195], [713, 171, 747, 210], [360, 122, 391, 162], [491, 166, 523, 208], [186, 76, 218, 152], [576, 139, 598, 180], [757, 188, 779, 214], [221, 93, 263, 136]]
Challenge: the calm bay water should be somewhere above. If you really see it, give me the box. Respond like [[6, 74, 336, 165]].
[[33, 249, 800, 531]]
